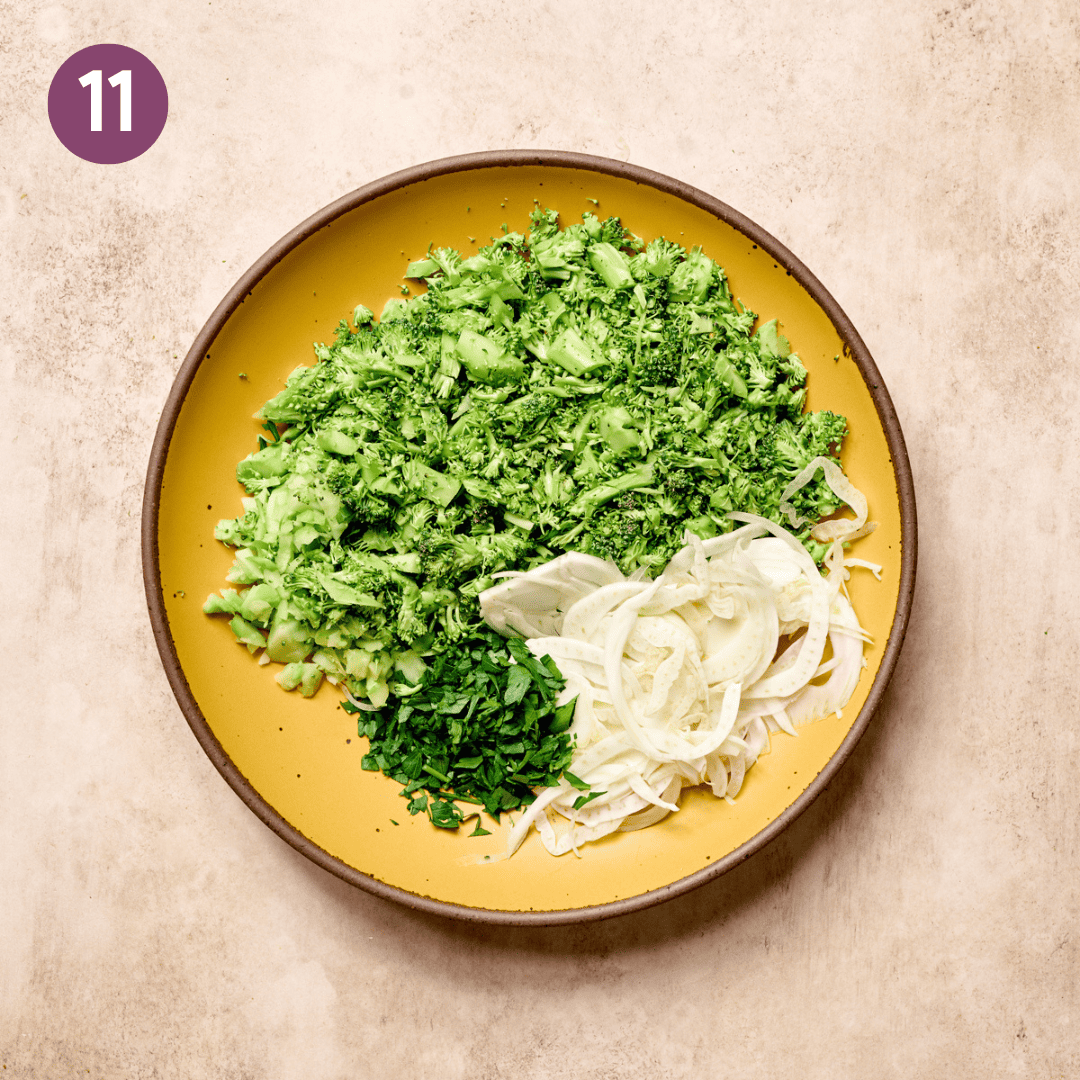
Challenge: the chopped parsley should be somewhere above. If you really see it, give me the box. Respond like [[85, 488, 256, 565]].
[[346, 628, 575, 827]]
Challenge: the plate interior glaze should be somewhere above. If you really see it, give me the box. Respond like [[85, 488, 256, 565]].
[[144, 152, 915, 924]]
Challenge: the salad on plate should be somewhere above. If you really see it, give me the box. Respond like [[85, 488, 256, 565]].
[[203, 205, 878, 855]]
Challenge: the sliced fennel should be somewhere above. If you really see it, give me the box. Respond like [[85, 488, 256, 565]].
[[479, 511, 879, 858]]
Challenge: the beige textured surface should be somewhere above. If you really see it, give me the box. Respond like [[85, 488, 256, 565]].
[[2, 1, 1077, 1076]]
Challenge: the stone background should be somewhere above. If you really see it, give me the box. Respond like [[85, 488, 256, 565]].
[[2, 1, 1078, 1076]]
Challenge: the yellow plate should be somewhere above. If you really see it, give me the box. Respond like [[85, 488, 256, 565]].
[[143, 152, 916, 924]]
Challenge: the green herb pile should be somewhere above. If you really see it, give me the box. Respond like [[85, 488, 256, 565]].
[[343, 627, 576, 829], [205, 206, 847, 716]]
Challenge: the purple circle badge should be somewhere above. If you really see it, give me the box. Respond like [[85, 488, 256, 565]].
[[48, 44, 168, 164]]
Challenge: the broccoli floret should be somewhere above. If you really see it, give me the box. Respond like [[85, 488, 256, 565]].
[[668, 249, 715, 302], [475, 531, 531, 572], [744, 344, 780, 392], [651, 460, 707, 519], [257, 362, 338, 424], [340, 553, 395, 596], [396, 586, 427, 644], [772, 413, 848, 475], [803, 409, 848, 457], [780, 352, 808, 388], [519, 394, 555, 425], [378, 322, 418, 364], [496, 392, 557, 440], [635, 346, 681, 386], [327, 461, 395, 526], [325, 460, 358, 497], [634, 237, 684, 280], [415, 526, 456, 579], [659, 466, 696, 499], [528, 206, 561, 241], [466, 502, 495, 532], [581, 509, 643, 565], [599, 214, 633, 248]]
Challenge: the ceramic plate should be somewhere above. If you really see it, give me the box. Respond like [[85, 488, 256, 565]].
[[143, 151, 916, 924]]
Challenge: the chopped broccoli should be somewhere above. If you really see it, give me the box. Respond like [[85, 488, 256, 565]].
[[206, 207, 849, 707]]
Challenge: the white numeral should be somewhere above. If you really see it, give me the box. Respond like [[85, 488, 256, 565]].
[[79, 68, 133, 132], [78, 69, 102, 131], [108, 70, 132, 131]]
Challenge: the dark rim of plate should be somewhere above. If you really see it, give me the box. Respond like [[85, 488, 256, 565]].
[[142, 149, 918, 926]]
